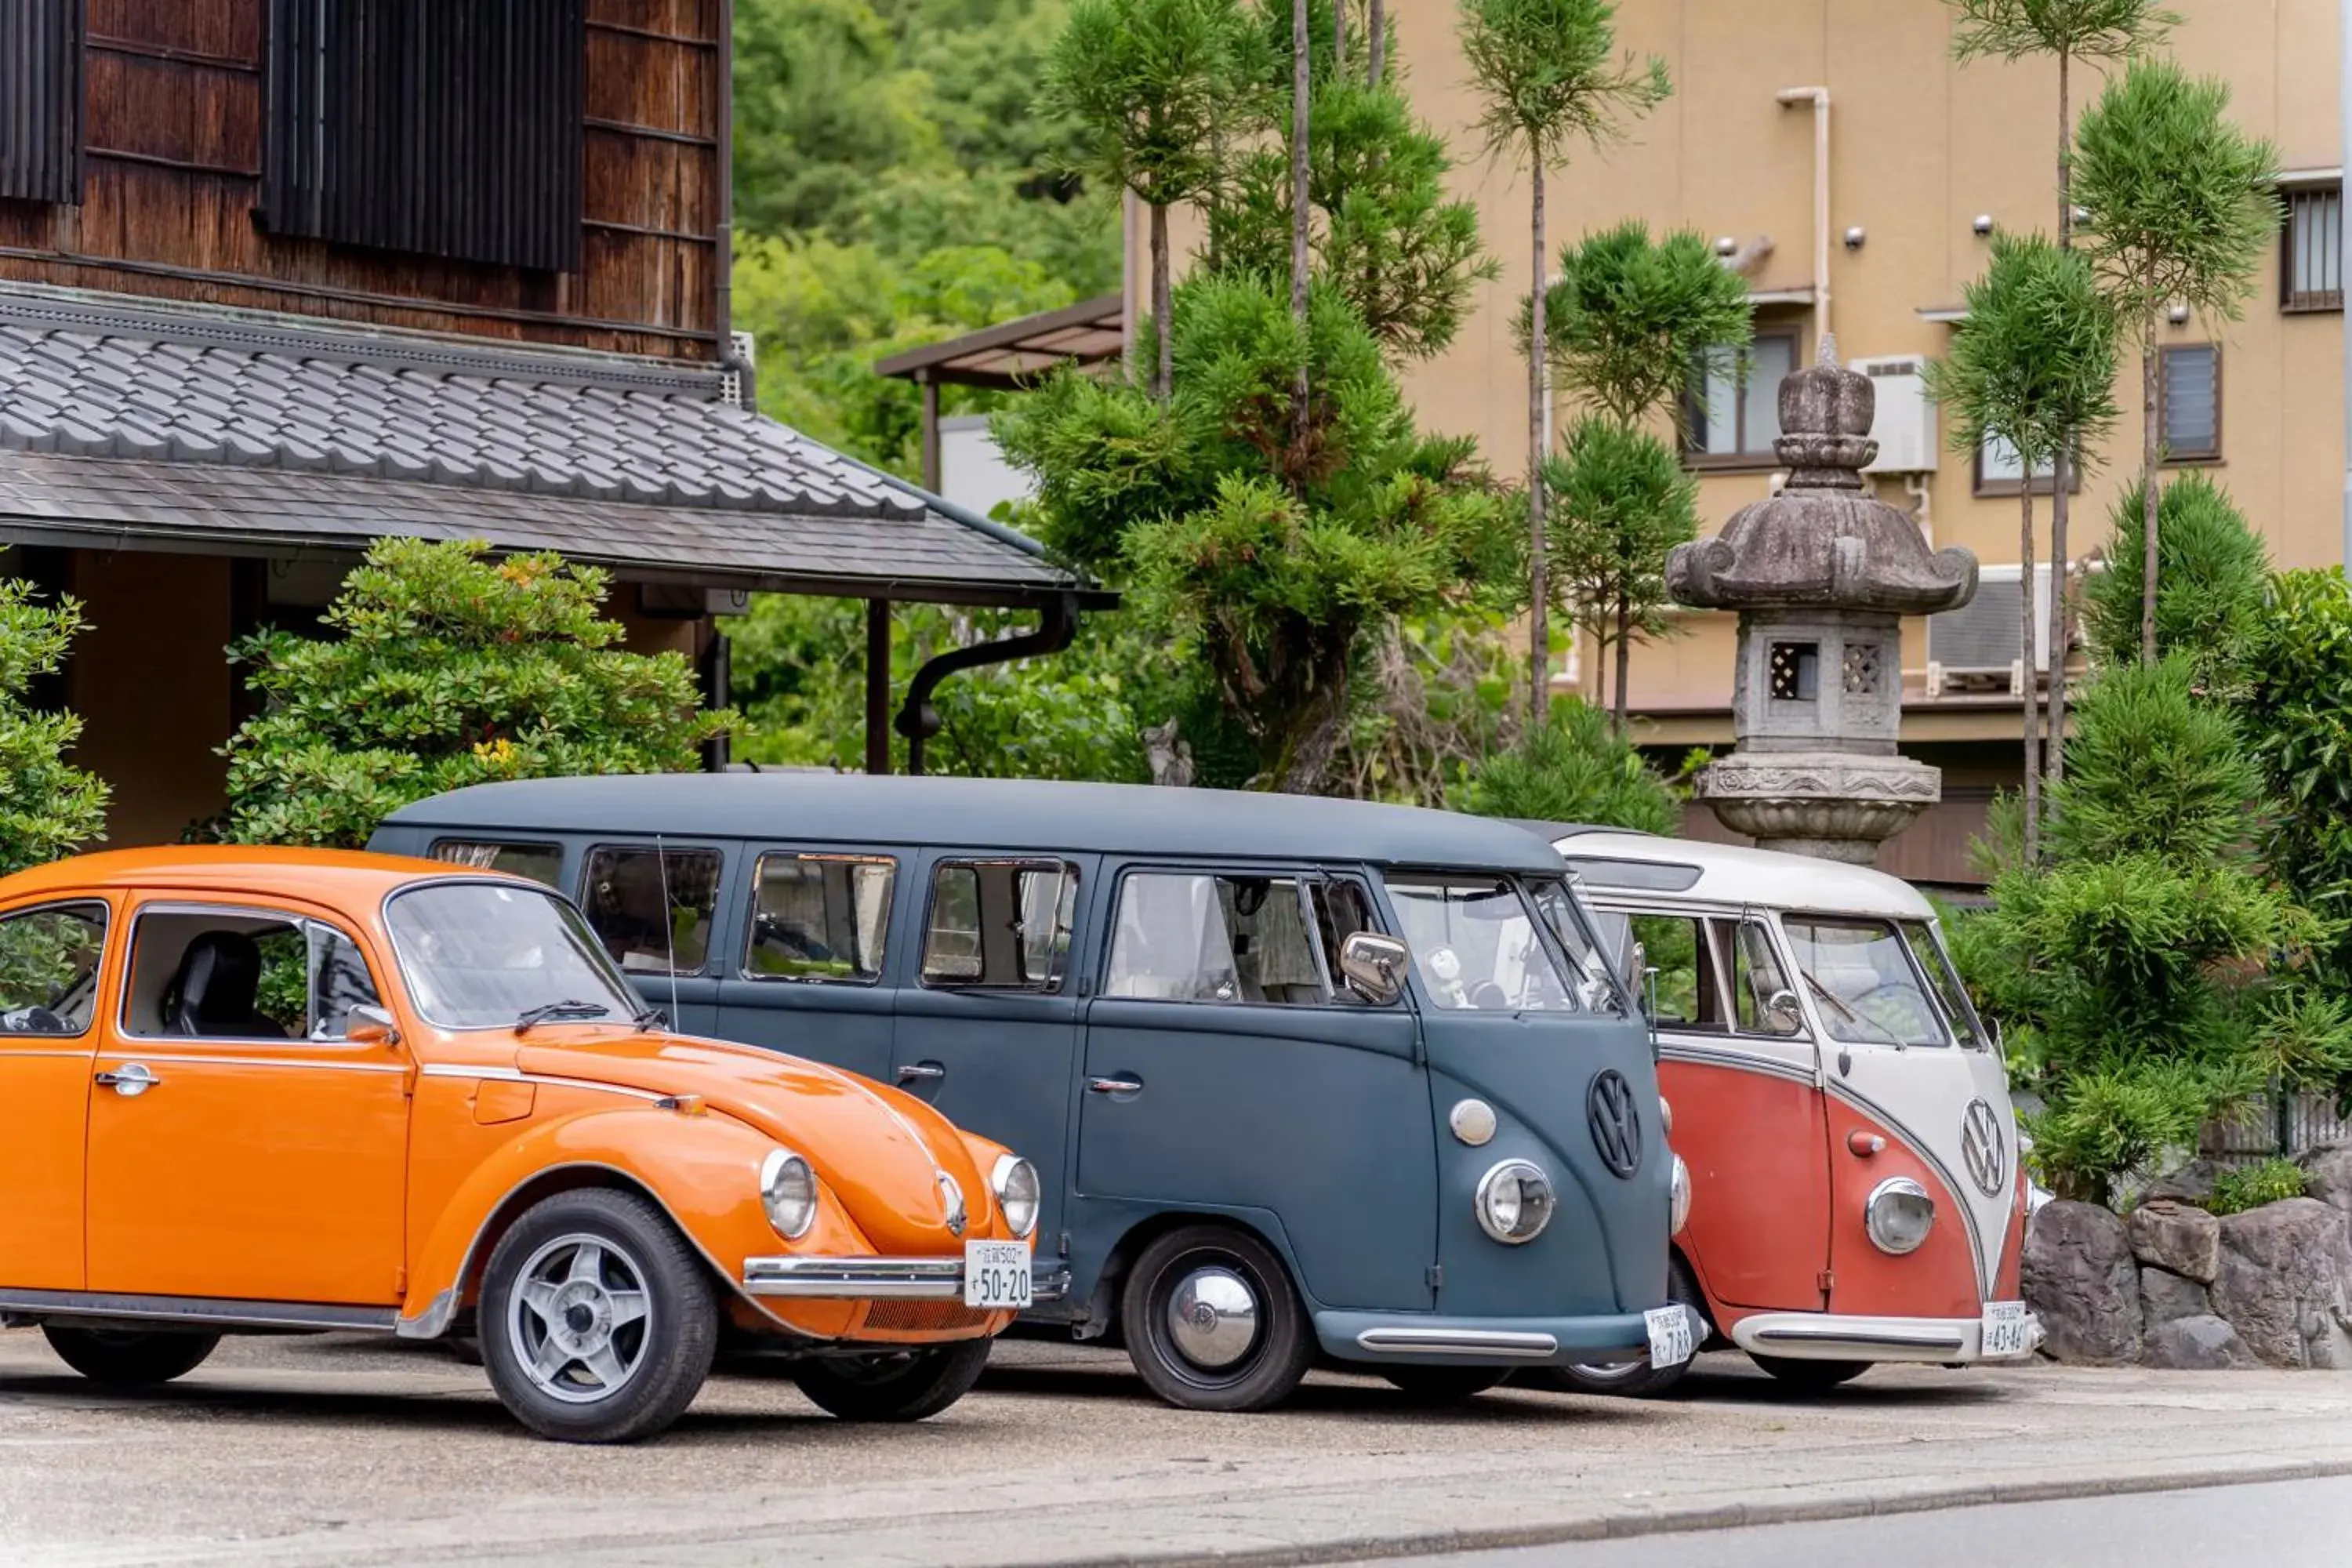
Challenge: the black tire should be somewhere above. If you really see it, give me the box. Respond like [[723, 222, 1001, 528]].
[[791, 1338, 993, 1422], [42, 1325, 220, 1385], [1381, 1366, 1510, 1403], [1537, 1257, 1708, 1399], [1751, 1354, 1871, 1391], [1121, 1224, 1315, 1413], [477, 1187, 718, 1443]]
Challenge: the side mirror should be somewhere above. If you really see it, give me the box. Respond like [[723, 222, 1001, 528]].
[[1338, 931, 1409, 1006], [344, 1003, 401, 1047], [1765, 988, 1804, 1034]]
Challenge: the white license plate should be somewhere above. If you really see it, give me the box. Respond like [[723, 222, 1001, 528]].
[[963, 1240, 1032, 1310], [1645, 1303, 1695, 1368], [1980, 1301, 2033, 1358]]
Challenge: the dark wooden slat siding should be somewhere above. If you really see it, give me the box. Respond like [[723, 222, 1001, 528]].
[[263, 0, 585, 274], [0, 0, 87, 205]]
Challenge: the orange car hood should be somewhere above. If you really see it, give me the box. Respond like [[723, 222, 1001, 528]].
[[515, 1033, 989, 1253]]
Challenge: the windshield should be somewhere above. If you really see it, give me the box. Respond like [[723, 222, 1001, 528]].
[[1525, 877, 1626, 1014], [1902, 919, 1983, 1047], [1384, 875, 1579, 1012], [387, 881, 648, 1030], [1780, 916, 1948, 1047]]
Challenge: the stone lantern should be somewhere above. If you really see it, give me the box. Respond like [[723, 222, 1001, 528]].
[[1665, 339, 1978, 864]]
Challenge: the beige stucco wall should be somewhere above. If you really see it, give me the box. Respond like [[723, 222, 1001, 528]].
[[1130, 0, 2344, 745]]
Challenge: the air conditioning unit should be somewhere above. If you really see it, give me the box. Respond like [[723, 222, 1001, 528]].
[[1926, 564, 2056, 695], [1852, 354, 1937, 474]]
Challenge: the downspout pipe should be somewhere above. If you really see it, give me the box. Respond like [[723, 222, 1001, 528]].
[[1776, 86, 1831, 349], [895, 593, 1081, 775]]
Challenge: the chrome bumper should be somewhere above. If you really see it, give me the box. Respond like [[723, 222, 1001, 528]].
[[742, 1256, 1068, 1303], [1728, 1309, 2044, 1363]]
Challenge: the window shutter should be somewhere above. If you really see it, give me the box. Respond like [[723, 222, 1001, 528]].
[[263, 0, 584, 273], [0, 0, 85, 205]]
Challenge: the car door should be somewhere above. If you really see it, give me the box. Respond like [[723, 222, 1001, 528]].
[[0, 898, 114, 1290], [713, 844, 900, 1084], [887, 849, 1097, 1264], [1621, 905, 1833, 1312], [84, 897, 412, 1306], [1074, 865, 1434, 1312]]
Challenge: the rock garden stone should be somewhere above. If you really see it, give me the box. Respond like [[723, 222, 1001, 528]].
[[2209, 1199, 2352, 1370], [2143, 1160, 2224, 1206], [2128, 1200, 2220, 1283], [2021, 1200, 2141, 1363], [2139, 1265, 2212, 1332], [2300, 1143, 2352, 1219], [2141, 1314, 2262, 1371]]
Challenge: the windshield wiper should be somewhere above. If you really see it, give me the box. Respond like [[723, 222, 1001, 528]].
[[514, 999, 613, 1033], [1798, 968, 1861, 1025], [632, 1004, 666, 1031]]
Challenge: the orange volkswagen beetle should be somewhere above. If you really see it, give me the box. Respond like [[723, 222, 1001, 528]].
[[0, 848, 1040, 1443]]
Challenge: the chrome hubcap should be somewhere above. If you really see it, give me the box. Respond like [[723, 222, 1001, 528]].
[[1165, 1265, 1259, 1370], [508, 1234, 652, 1405]]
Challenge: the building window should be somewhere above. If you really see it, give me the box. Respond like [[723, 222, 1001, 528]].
[[0, 0, 84, 205], [2158, 344, 2222, 463], [1973, 434, 2074, 497], [263, 0, 585, 272], [1686, 328, 1799, 463], [2282, 183, 2343, 313]]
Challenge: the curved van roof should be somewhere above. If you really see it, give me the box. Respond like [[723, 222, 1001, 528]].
[[381, 774, 1569, 875], [1539, 826, 1937, 922]]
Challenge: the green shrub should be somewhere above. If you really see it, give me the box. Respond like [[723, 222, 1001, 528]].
[[221, 539, 735, 849], [2206, 1156, 2309, 1216], [2081, 473, 2270, 686], [1455, 697, 1679, 833], [0, 578, 107, 875]]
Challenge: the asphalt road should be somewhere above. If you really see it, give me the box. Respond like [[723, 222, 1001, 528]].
[[5, 1327, 2352, 1566], [1365, 1475, 2352, 1568]]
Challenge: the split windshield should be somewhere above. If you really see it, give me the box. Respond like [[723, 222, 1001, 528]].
[[1780, 915, 1965, 1048], [1384, 874, 1608, 1013], [387, 880, 647, 1030]]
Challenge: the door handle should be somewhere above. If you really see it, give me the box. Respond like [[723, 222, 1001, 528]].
[[94, 1062, 160, 1098], [1086, 1074, 1142, 1095], [895, 1063, 946, 1083]]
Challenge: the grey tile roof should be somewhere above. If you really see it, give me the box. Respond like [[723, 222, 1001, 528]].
[[0, 289, 1090, 603]]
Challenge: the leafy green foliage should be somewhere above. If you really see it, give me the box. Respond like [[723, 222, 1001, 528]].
[[1926, 231, 2118, 481], [1456, 0, 1668, 165], [1457, 696, 1679, 833], [2241, 569, 2352, 1011], [2207, 1156, 2310, 1216], [1530, 221, 1755, 430], [2080, 473, 2270, 684], [1541, 418, 1698, 717], [1946, 0, 2178, 67], [995, 273, 1521, 790], [0, 580, 107, 876], [221, 540, 735, 849], [1043, 0, 1254, 212], [1211, 77, 1497, 362]]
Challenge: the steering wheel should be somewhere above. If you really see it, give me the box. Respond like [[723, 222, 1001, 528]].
[[1468, 981, 1509, 1010]]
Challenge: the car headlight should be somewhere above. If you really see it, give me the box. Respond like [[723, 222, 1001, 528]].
[[991, 1154, 1040, 1240], [1475, 1159, 1555, 1245], [1670, 1153, 1692, 1236], [1865, 1176, 1934, 1254], [760, 1149, 818, 1240]]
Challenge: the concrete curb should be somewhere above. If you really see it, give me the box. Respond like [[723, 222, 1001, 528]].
[[1035, 1454, 2352, 1568]]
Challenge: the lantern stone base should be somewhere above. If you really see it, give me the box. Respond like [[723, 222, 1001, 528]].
[[1693, 750, 1940, 866]]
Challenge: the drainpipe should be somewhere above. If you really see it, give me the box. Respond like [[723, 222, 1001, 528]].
[[895, 593, 1081, 775], [1776, 86, 1831, 350]]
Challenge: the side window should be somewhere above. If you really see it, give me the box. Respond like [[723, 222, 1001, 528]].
[[125, 910, 310, 1040], [920, 858, 1077, 992], [430, 839, 564, 887], [1630, 913, 1726, 1031], [579, 845, 720, 976], [746, 853, 895, 982], [1106, 873, 1332, 1006], [1729, 919, 1803, 1036], [308, 925, 384, 1040], [0, 902, 109, 1036]]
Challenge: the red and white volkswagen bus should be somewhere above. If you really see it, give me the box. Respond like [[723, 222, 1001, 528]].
[[1544, 829, 2038, 1392]]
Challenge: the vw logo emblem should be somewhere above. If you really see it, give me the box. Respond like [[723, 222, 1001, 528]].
[[1587, 1069, 1642, 1180], [1962, 1098, 2006, 1198]]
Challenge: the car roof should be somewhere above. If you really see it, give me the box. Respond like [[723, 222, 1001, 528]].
[[0, 845, 503, 908], [381, 774, 1570, 874], [1539, 826, 1939, 921]]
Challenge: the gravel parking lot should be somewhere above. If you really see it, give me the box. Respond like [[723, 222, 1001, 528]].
[[6, 1327, 2352, 1567]]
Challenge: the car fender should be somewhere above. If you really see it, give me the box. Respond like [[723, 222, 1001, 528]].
[[398, 1105, 872, 1339]]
